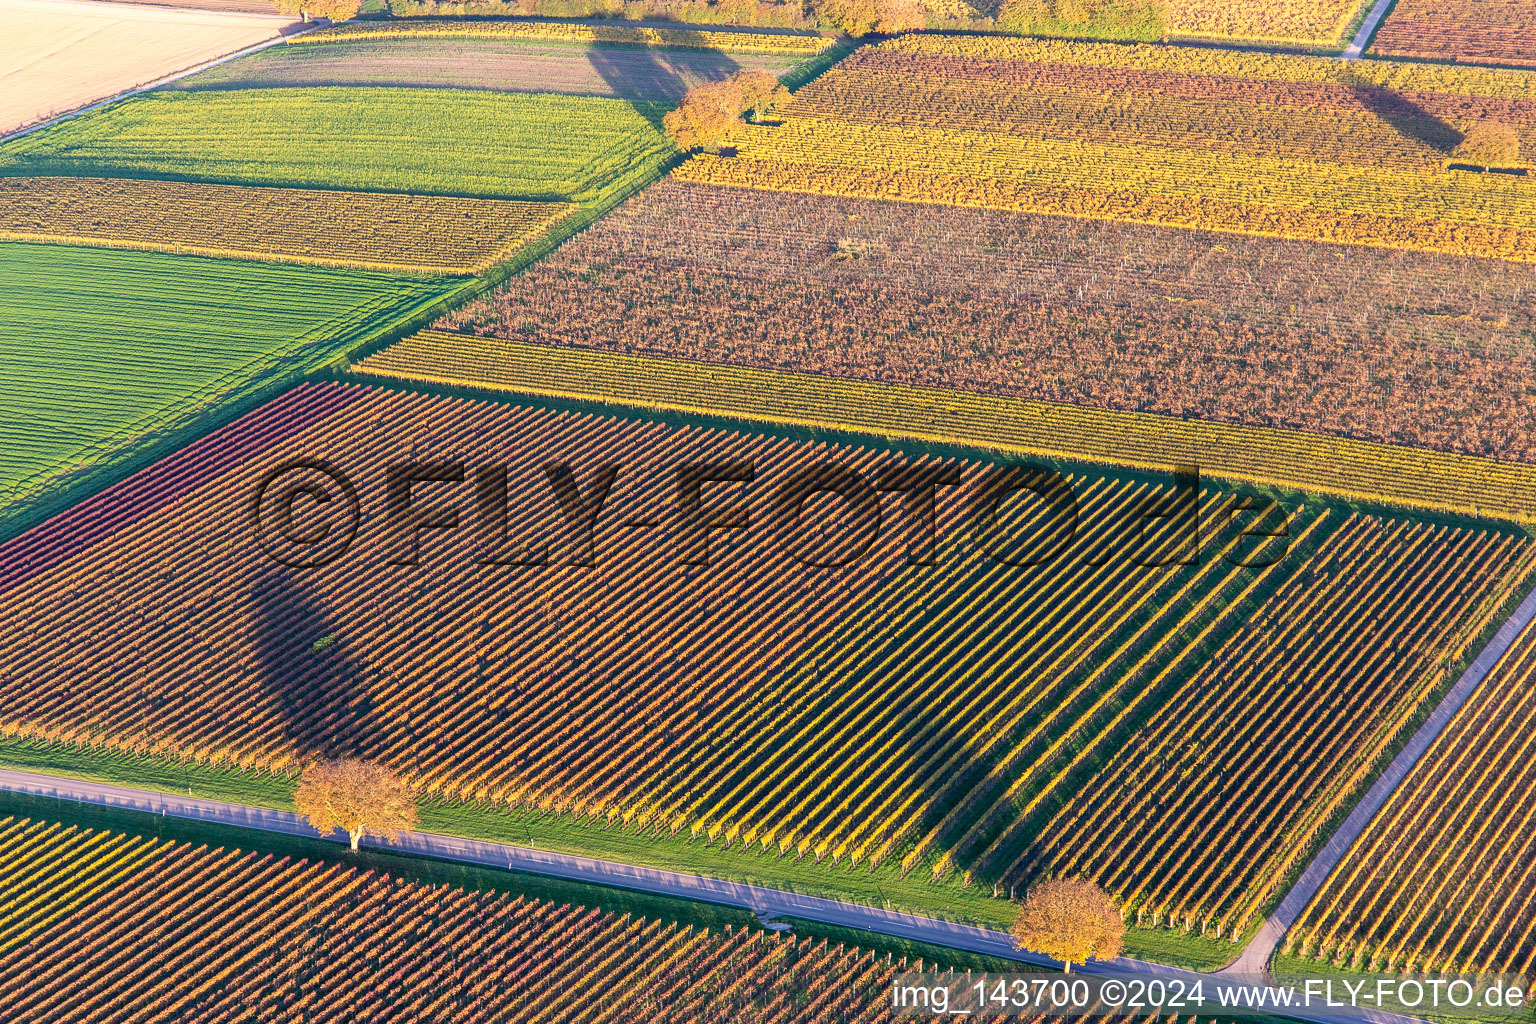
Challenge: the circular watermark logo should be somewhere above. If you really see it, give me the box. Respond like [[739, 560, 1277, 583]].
[[250, 459, 361, 568]]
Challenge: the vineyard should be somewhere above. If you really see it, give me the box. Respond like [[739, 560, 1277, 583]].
[[432, 178, 1536, 469], [1286, 616, 1536, 973], [0, 88, 675, 203], [0, 244, 454, 520], [1, 381, 1529, 939], [674, 37, 1536, 263], [296, 17, 833, 53], [1160, 0, 1364, 44], [1372, 0, 1536, 68], [0, 816, 910, 1022], [0, 817, 165, 952], [173, 37, 802, 99], [0, 177, 574, 274], [361, 330, 1536, 522]]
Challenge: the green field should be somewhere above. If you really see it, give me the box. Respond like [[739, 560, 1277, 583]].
[[0, 88, 675, 202], [0, 242, 458, 520]]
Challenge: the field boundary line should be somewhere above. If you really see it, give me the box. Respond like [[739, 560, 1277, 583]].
[[1223, 580, 1536, 974], [0, 766, 1432, 1024], [1, 21, 314, 144]]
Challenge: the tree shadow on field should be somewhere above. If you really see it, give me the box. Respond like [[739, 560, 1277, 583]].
[[1338, 66, 1464, 155], [251, 574, 377, 762], [586, 43, 741, 107]]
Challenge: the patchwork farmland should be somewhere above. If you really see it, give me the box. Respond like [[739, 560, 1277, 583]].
[[0, 87, 674, 201], [0, 20, 771, 532], [175, 38, 807, 98], [0, 813, 910, 1021], [676, 37, 1536, 262], [0, 177, 574, 273], [5, 0, 1536, 1006], [1, 381, 1530, 943], [428, 180, 1536, 468]]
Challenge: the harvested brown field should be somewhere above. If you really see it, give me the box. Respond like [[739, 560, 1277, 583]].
[[175, 38, 803, 99], [442, 179, 1536, 465], [1, 0, 295, 135]]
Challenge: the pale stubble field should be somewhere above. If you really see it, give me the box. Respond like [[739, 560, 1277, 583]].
[[1, 0, 294, 134]]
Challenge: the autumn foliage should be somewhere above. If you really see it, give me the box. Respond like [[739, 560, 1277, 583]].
[[664, 70, 789, 152], [1371, 0, 1536, 68], [443, 178, 1536, 466], [271, 0, 362, 21], [1452, 120, 1523, 170], [676, 37, 1536, 264], [295, 759, 418, 852], [1012, 878, 1125, 969], [0, 177, 572, 275]]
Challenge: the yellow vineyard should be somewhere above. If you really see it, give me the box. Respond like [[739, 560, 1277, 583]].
[[676, 36, 1536, 264], [1165, 0, 1365, 46], [883, 35, 1536, 98], [0, 177, 575, 275], [298, 18, 833, 55], [357, 332, 1536, 523]]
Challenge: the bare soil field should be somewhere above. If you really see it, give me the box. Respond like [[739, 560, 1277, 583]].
[[174, 38, 803, 99], [1, 0, 295, 135]]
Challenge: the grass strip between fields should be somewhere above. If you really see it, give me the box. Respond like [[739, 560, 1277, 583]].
[[0, 786, 1050, 974], [0, 738, 1239, 971], [356, 334, 1536, 524]]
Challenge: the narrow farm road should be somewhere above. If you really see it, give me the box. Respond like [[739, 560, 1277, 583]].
[[1224, 581, 1536, 976], [1342, 0, 1397, 58], [0, 765, 1432, 1024]]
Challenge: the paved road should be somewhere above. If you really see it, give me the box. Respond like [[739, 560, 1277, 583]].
[[1225, 581, 1536, 975], [1342, 0, 1396, 57], [0, 766, 1432, 1024]]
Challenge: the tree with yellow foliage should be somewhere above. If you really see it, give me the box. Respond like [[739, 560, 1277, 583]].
[[295, 759, 418, 852], [665, 71, 791, 153], [271, 0, 360, 22], [1011, 877, 1125, 971], [1451, 120, 1521, 171]]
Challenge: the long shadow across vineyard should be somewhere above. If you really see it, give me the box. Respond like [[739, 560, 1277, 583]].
[[251, 573, 375, 760], [639, 465, 1234, 888], [1339, 66, 1463, 153]]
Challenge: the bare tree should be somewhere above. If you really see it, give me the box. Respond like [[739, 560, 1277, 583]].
[[1011, 877, 1125, 971], [295, 759, 418, 852]]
